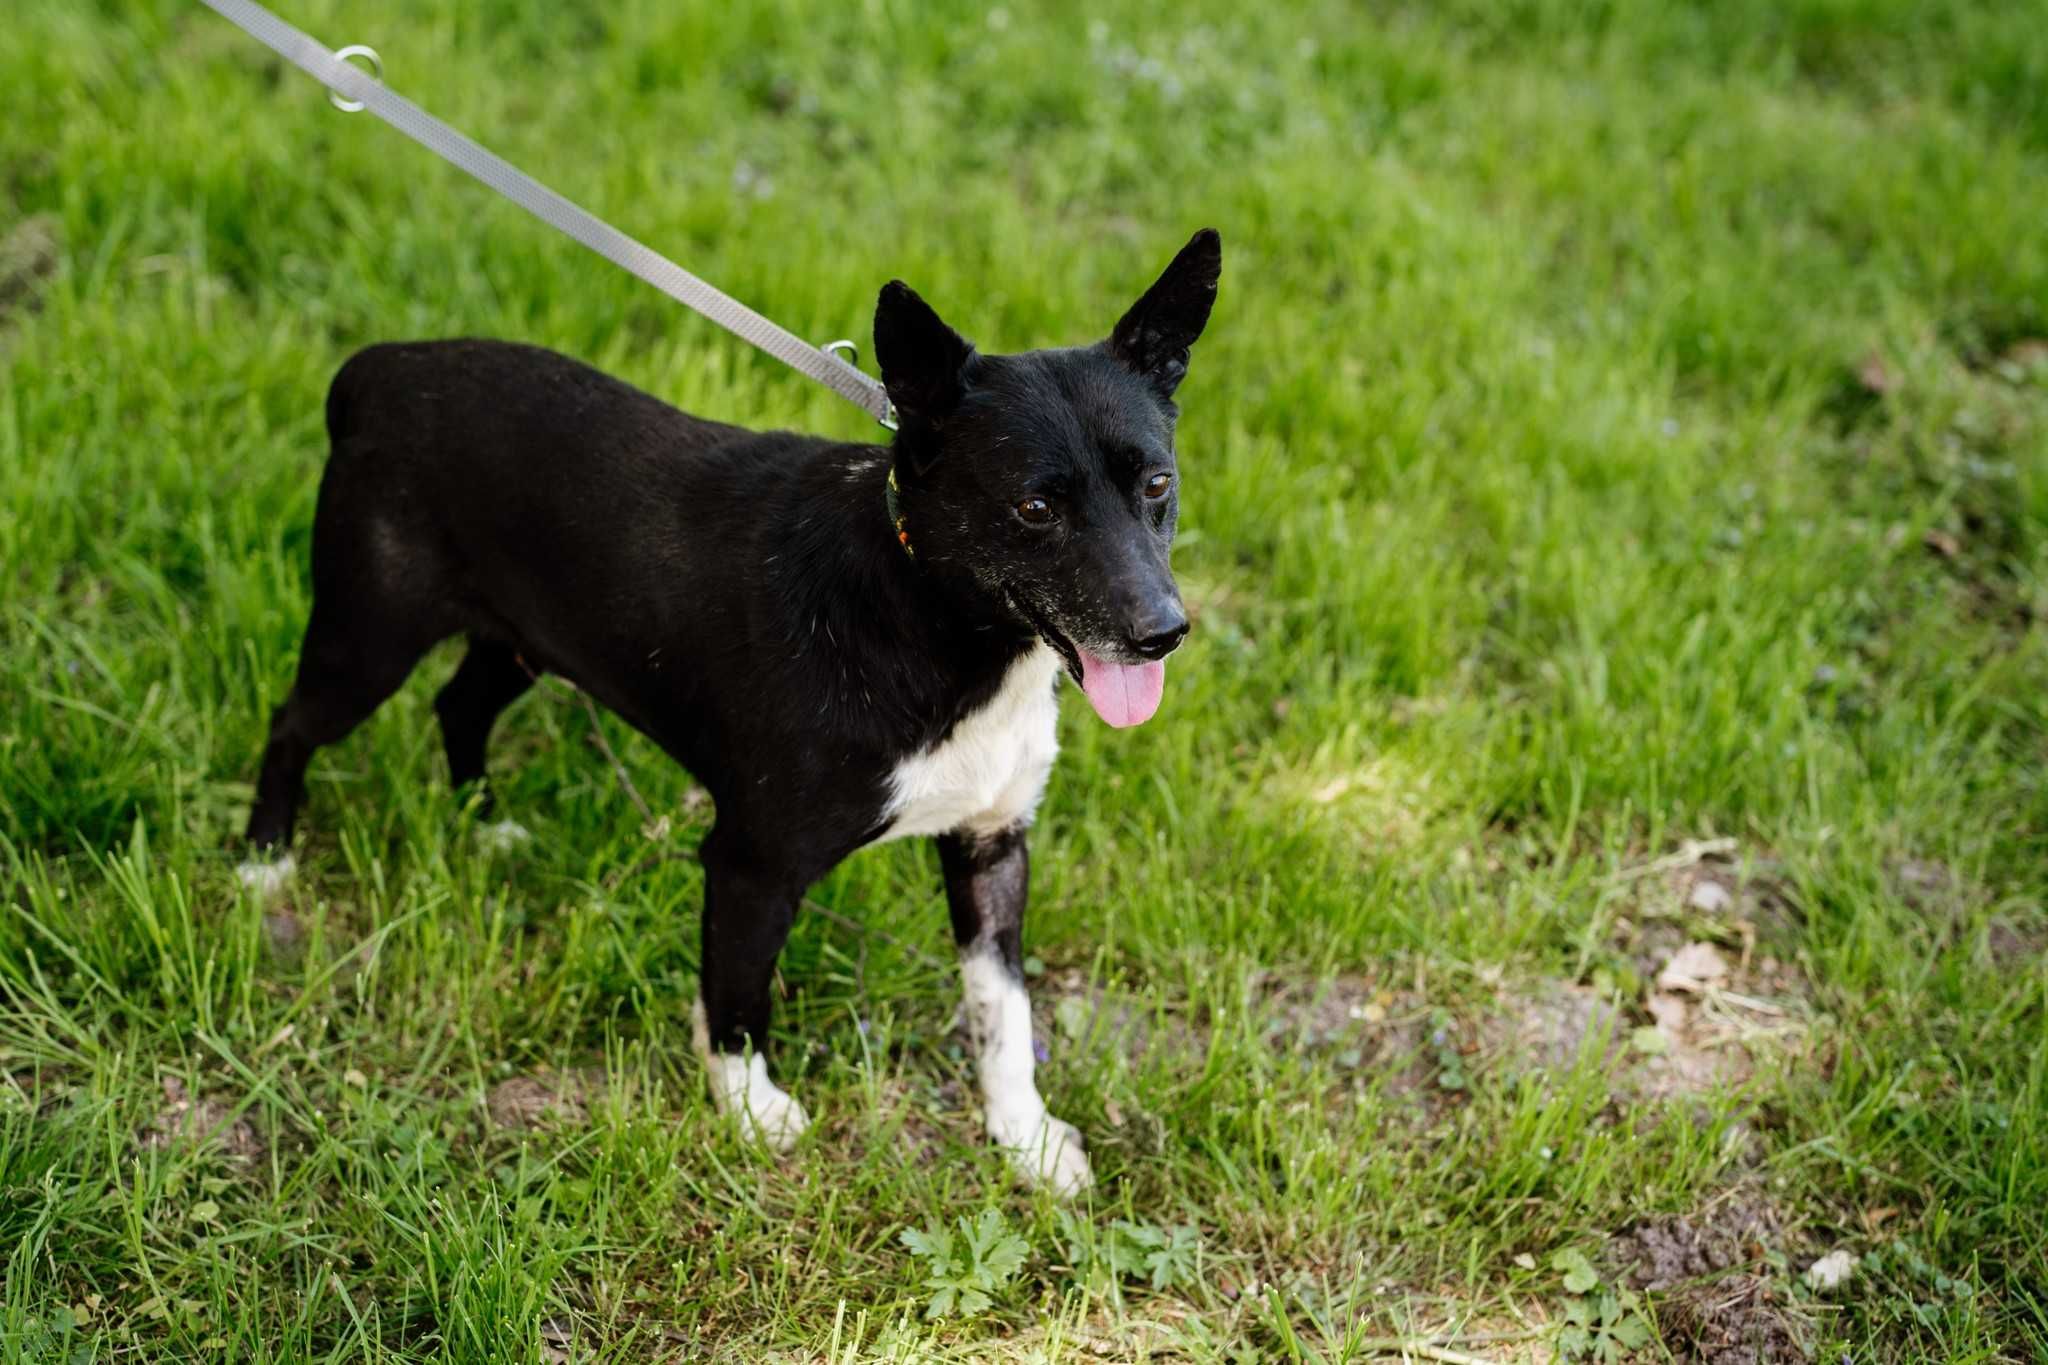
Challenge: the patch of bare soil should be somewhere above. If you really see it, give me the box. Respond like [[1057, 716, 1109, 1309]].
[[851, 1076, 967, 1166], [1614, 1195, 1813, 1365], [485, 1070, 598, 1130], [1881, 856, 2046, 963], [1477, 948, 1808, 1107], [1246, 947, 1807, 1122], [1252, 971, 1437, 1094], [1629, 846, 1801, 975], [1484, 978, 1628, 1076], [140, 1075, 261, 1160], [0, 213, 59, 321], [1892, 858, 1957, 908], [1987, 915, 2045, 963], [1033, 969, 1209, 1067], [1577, 842, 1819, 1101]]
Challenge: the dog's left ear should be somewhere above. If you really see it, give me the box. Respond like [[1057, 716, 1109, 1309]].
[[1108, 228, 1222, 401]]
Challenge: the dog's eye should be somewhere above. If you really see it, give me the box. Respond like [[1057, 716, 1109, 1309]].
[[1144, 472, 1174, 499], [1016, 497, 1055, 526]]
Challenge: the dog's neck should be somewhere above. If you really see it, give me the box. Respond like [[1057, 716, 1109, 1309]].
[[883, 464, 915, 560], [766, 447, 1036, 737]]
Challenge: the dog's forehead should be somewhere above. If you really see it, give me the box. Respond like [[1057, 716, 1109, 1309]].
[[974, 349, 1171, 461]]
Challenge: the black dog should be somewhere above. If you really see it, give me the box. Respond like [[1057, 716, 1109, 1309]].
[[243, 229, 1221, 1194]]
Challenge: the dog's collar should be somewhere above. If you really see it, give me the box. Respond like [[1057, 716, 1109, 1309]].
[[885, 464, 915, 560]]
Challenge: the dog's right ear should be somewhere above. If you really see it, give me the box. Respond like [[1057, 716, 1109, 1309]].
[[874, 280, 976, 429]]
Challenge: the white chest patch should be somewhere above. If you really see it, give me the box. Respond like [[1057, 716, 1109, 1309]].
[[878, 643, 1061, 842]]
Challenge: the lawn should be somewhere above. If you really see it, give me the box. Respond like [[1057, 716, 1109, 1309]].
[[4, 0, 2047, 1359]]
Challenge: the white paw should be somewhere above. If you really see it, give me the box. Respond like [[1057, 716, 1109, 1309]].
[[694, 1008, 809, 1155], [992, 1109, 1093, 1197], [476, 819, 532, 853], [235, 854, 296, 899], [732, 1082, 811, 1153]]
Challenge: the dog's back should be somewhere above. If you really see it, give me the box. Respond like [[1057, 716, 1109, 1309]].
[[310, 341, 802, 726], [318, 338, 741, 619]]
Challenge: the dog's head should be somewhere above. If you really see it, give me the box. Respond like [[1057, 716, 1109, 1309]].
[[875, 229, 1221, 728]]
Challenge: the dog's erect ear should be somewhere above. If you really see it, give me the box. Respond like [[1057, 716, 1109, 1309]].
[[1108, 228, 1222, 401], [874, 280, 976, 425]]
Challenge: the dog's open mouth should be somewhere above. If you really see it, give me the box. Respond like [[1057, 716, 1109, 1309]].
[[1009, 592, 1167, 729]]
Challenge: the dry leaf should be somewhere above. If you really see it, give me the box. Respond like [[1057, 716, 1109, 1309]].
[[540, 1317, 576, 1365], [1646, 992, 1690, 1033], [1656, 942, 1731, 995]]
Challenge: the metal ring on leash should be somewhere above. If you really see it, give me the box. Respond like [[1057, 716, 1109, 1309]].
[[327, 44, 382, 113], [823, 341, 897, 429]]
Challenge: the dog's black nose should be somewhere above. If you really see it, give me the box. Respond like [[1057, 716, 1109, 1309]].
[[1128, 608, 1190, 660]]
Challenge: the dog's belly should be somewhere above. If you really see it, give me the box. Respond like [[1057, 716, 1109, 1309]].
[[877, 643, 1061, 842]]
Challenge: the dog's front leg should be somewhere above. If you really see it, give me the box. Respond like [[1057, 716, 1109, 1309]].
[[692, 824, 809, 1152], [937, 826, 1092, 1196]]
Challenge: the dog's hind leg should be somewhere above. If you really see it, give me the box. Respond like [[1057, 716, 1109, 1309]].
[[938, 825, 1092, 1196], [434, 637, 535, 800], [692, 822, 810, 1152], [245, 600, 439, 857]]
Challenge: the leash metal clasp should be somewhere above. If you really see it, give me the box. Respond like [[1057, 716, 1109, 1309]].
[[822, 339, 899, 432], [328, 44, 383, 113]]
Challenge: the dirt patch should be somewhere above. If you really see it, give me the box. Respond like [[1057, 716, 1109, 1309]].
[[1892, 857, 1958, 909], [140, 1076, 261, 1161], [1480, 935, 1809, 1106], [1033, 970, 1209, 1067], [485, 1071, 597, 1130], [854, 1076, 966, 1166], [1987, 915, 2045, 963], [1888, 857, 2043, 961], [1253, 971, 1436, 1094], [1484, 978, 1629, 1076], [1613, 1194, 1812, 1364], [0, 213, 59, 321], [1246, 947, 1806, 1113], [1479, 974, 1795, 1105]]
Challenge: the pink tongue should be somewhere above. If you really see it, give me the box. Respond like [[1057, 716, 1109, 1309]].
[[1076, 650, 1166, 728]]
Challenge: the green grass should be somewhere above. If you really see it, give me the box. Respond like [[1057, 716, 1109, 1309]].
[[4, 0, 2047, 1359]]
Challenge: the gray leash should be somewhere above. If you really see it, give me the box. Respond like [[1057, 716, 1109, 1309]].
[[197, 0, 897, 428]]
